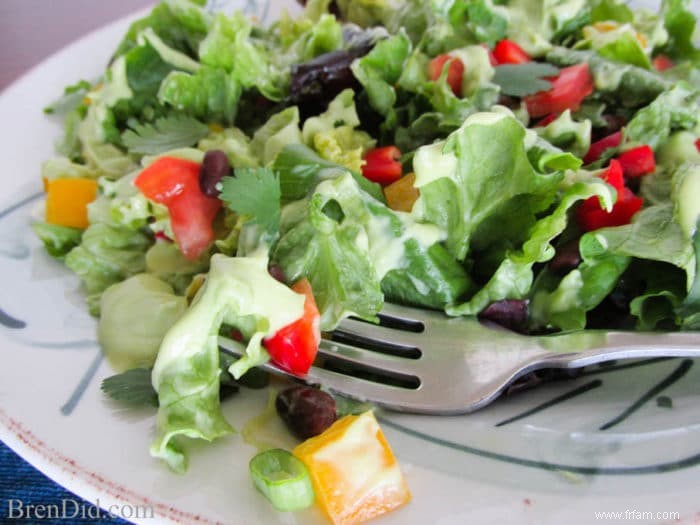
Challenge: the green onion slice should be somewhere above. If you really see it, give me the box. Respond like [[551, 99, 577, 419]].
[[249, 449, 315, 512]]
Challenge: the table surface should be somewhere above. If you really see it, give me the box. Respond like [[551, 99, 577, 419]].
[[0, 4, 152, 522], [0, 0, 153, 91]]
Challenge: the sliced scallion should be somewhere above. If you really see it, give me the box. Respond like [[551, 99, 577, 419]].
[[249, 449, 315, 512]]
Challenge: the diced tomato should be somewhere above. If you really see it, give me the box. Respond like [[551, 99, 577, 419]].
[[493, 39, 531, 64], [652, 55, 674, 72], [584, 131, 622, 164], [695, 138, 700, 152], [524, 63, 594, 118], [428, 54, 465, 96], [617, 145, 656, 178], [134, 157, 221, 260], [362, 146, 403, 186], [264, 279, 321, 376], [577, 161, 642, 232]]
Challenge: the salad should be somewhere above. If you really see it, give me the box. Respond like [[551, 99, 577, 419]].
[[35, 0, 699, 522]]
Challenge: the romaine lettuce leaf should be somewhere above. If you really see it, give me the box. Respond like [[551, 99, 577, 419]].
[[198, 127, 258, 168], [302, 89, 375, 172], [99, 274, 187, 372], [412, 112, 562, 262], [659, 0, 700, 64], [65, 223, 153, 315], [199, 13, 285, 101], [250, 107, 302, 166], [158, 66, 242, 126], [151, 254, 305, 472], [274, 172, 462, 327], [351, 32, 412, 116], [273, 144, 384, 202], [532, 203, 695, 330], [623, 84, 700, 150], [449, 179, 614, 316], [31, 223, 83, 259]]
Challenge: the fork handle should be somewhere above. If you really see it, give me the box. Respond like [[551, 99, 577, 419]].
[[548, 330, 700, 369]]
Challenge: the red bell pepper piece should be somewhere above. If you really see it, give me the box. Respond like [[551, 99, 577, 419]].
[[524, 63, 594, 118], [134, 157, 221, 260], [428, 54, 465, 96], [492, 39, 531, 64], [535, 113, 560, 127], [616, 145, 656, 178], [577, 160, 642, 232], [695, 138, 700, 152], [264, 279, 321, 375], [577, 188, 643, 232], [652, 55, 674, 72], [584, 131, 622, 164], [362, 146, 403, 186]]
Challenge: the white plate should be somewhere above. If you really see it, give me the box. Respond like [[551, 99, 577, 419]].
[[1, 2, 700, 524]]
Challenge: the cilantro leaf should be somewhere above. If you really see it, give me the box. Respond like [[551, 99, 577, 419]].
[[220, 168, 281, 234], [101, 368, 158, 407], [492, 63, 559, 97], [121, 114, 209, 155]]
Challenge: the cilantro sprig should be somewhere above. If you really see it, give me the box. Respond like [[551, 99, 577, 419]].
[[220, 167, 282, 235], [101, 368, 158, 407], [121, 114, 210, 155], [492, 63, 560, 97]]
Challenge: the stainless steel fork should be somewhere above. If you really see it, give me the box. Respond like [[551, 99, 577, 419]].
[[218, 302, 700, 415]]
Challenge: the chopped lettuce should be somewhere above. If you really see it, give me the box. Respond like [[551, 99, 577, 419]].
[[158, 66, 242, 125], [351, 32, 412, 116], [65, 224, 153, 315], [274, 172, 465, 327], [151, 254, 305, 472], [273, 144, 384, 202], [301, 89, 375, 172], [99, 274, 187, 372], [31, 223, 83, 259], [449, 178, 615, 316], [624, 84, 700, 150], [250, 107, 302, 166], [198, 127, 258, 168], [534, 110, 592, 159], [412, 112, 562, 262]]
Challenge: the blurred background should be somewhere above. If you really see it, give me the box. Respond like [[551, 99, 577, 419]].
[[0, 0, 152, 90]]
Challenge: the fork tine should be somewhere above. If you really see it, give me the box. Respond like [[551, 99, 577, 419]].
[[318, 339, 421, 376], [377, 302, 428, 322], [219, 335, 421, 408], [304, 366, 420, 408], [336, 318, 424, 348]]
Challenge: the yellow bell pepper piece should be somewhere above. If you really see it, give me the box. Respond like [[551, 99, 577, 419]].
[[383, 172, 419, 213], [45, 178, 98, 229], [293, 411, 410, 525]]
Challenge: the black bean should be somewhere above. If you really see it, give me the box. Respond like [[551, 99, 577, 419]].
[[276, 386, 337, 440], [199, 150, 230, 197]]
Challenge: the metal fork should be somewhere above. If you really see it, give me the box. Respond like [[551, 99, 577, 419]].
[[218, 303, 700, 415]]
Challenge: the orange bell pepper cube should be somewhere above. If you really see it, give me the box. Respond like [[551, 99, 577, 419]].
[[45, 178, 98, 229], [293, 411, 411, 525], [384, 173, 420, 213]]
